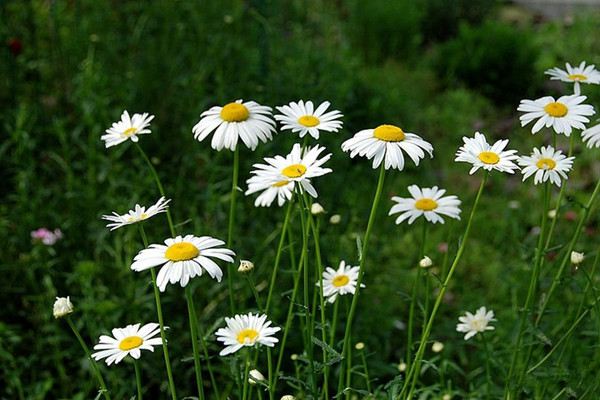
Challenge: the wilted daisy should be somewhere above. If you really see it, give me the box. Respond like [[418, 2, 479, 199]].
[[518, 146, 574, 187], [389, 185, 461, 225], [517, 95, 595, 136], [101, 110, 154, 148], [215, 313, 280, 356], [320, 260, 361, 303], [131, 235, 235, 291], [92, 323, 162, 366], [274, 100, 343, 139], [192, 99, 276, 151], [456, 307, 496, 340], [53, 296, 74, 318], [455, 132, 519, 174], [101, 197, 171, 231], [582, 123, 600, 148], [545, 61, 600, 94], [341, 124, 433, 170]]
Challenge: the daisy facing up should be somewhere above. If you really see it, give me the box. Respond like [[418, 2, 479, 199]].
[[545, 61, 600, 94], [192, 99, 276, 151], [92, 323, 162, 366], [517, 95, 595, 136], [320, 260, 362, 303], [274, 100, 343, 140], [455, 132, 519, 175], [341, 124, 433, 170], [518, 146, 575, 187], [215, 313, 280, 356], [582, 123, 600, 149], [389, 185, 461, 225], [101, 110, 155, 148], [456, 307, 496, 341], [131, 234, 235, 291], [102, 197, 171, 231]]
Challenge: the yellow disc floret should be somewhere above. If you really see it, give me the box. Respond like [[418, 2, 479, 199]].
[[123, 127, 138, 137], [119, 336, 144, 351], [165, 242, 200, 261], [273, 180, 289, 187], [297, 115, 320, 127], [544, 102, 568, 118], [568, 74, 587, 81], [478, 151, 500, 165], [282, 164, 307, 178], [536, 158, 557, 170], [373, 124, 406, 142], [220, 103, 250, 122], [414, 198, 438, 211], [237, 328, 259, 344], [332, 275, 350, 287]]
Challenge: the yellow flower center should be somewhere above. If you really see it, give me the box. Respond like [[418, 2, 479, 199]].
[[536, 157, 556, 170], [119, 336, 144, 351], [237, 328, 259, 344], [123, 127, 138, 137], [282, 164, 307, 178], [544, 102, 568, 117], [297, 115, 320, 127], [478, 151, 500, 165], [373, 124, 406, 142], [568, 73, 587, 81], [165, 242, 200, 261], [415, 198, 438, 211], [220, 103, 250, 122], [332, 274, 350, 287], [273, 180, 289, 187]]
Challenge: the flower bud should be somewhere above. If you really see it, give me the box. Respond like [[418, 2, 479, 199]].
[[398, 362, 407, 372], [238, 260, 254, 273], [571, 251, 584, 265], [329, 214, 341, 224], [432, 341, 444, 353], [281, 396, 296, 400], [53, 296, 74, 318], [248, 369, 265, 385], [419, 256, 433, 268], [355, 342, 365, 350], [311, 203, 325, 215]]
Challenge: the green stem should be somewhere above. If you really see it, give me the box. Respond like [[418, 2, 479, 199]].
[[267, 348, 274, 400], [227, 146, 240, 314], [242, 350, 251, 400], [266, 201, 294, 313], [185, 286, 205, 400], [481, 334, 492, 399], [247, 274, 263, 310], [330, 300, 340, 348], [360, 349, 372, 394], [134, 361, 143, 400]]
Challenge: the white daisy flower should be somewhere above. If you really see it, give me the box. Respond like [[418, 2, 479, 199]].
[[545, 61, 600, 94], [101, 197, 171, 231], [101, 110, 155, 148], [582, 123, 600, 148], [320, 260, 362, 303], [517, 146, 575, 187], [517, 95, 595, 136], [192, 99, 276, 151], [131, 235, 235, 292], [245, 143, 332, 203], [215, 313, 281, 356], [91, 323, 162, 366], [456, 306, 496, 340], [455, 132, 519, 175], [341, 124, 433, 170], [389, 185, 462, 225], [274, 100, 343, 139]]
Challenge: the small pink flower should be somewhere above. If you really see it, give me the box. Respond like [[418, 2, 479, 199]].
[[31, 228, 63, 245], [437, 242, 449, 253]]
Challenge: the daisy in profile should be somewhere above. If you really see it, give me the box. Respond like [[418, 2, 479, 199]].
[[545, 61, 600, 94], [274, 100, 343, 139], [92, 323, 162, 365], [389, 185, 461, 224], [102, 197, 171, 231], [245, 143, 332, 202], [341, 124, 433, 170], [215, 313, 280, 356], [517, 95, 595, 136], [101, 110, 155, 148], [455, 132, 519, 175], [518, 146, 575, 187], [131, 235, 235, 291], [192, 99, 276, 151], [582, 123, 600, 148], [320, 260, 362, 303], [456, 307, 496, 340]]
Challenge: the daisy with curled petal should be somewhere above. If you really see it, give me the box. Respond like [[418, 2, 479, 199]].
[[131, 234, 235, 291], [320, 260, 362, 303], [517, 95, 595, 136], [518, 146, 575, 187], [545, 61, 600, 94], [274, 100, 343, 139], [91, 323, 162, 366], [455, 131, 519, 175], [341, 124, 433, 170], [245, 172, 295, 207], [102, 197, 171, 231], [456, 307, 496, 340], [215, 313, 281, 356], [389, 185, 462, 225], [192, 99, 276, 151], [582, 123, 600, 148], [101, 110, 155, 148]]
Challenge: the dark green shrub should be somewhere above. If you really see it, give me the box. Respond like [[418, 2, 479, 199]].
[[421, 0, 497, 43]]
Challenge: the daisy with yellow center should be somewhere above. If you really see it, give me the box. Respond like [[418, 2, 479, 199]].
[[518, 146, 575, 187], [131, 234, 235, 291], [91, 323, 162, 366], [545, 61, 600, 95], [101, 197, 171, 231], [192, 99, 276, 151], [274, 100, 343, 139], [341, 124, 433, 170], [517, 95, 595, 136], [215, 313, 280, 356], [455, 132, 519, 175], [389, 185, 462, 225], [456, 307, 496, 341], [320, 260, 362, 303], [101, 110, 155, 148]]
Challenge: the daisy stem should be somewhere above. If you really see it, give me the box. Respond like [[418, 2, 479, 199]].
[[134, 360, 143, 400], [246, 273, 263, 310], [481, 333, 492, 399], [407, 221, 428, 372], [359, 348, 372, 394], [242, 349, 251, 400], [227, 146, 240, 314], [329, 299, 340, 348], [267, 348, 274, 400], [403, 172, 488, 399], [185, 286, 206, 400], [65, 317, 111, 400], [266, 200, 294, 314], [139, 226, 177, 400], [337, 164, 387, 397]]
